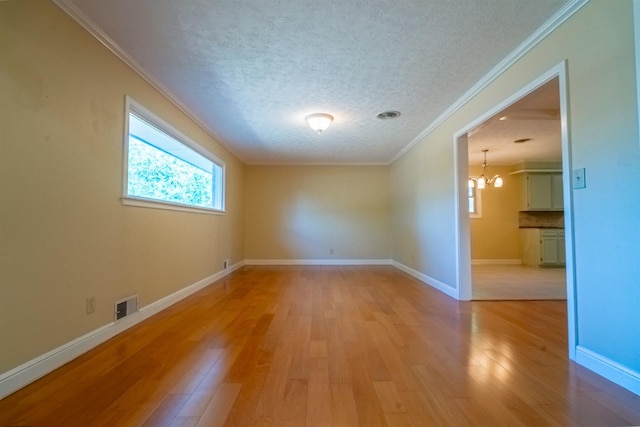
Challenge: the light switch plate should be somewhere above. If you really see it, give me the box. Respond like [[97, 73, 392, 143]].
[[573, 168, 586, 189]]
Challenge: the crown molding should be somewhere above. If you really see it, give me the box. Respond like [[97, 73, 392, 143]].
[[244, 161, 389, 167], [52, 0, 589, 167], [52, 0, 245, 163], [390, 0, 590, 164]]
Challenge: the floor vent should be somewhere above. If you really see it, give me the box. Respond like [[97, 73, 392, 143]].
[[115, 295, 138, 321]]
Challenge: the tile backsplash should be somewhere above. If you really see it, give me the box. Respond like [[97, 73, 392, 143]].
[[519, 211, 564, 228]]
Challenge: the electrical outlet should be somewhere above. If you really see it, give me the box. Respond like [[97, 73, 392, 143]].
[[86, 296, 96, 314]]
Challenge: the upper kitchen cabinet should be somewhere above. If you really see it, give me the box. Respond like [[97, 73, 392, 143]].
[[522, 172, 564, 211]]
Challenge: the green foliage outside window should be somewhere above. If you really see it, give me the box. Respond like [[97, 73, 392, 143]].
[[127, 137, 213, 208]]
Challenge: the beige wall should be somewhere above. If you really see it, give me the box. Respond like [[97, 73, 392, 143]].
[[244, 166, 391, 260], [391, 133, 457, 281], [391, 0, 640, 380], [0, 1, 244, 373], [469, 165, 522, 261], [2, 0, 639, 396]]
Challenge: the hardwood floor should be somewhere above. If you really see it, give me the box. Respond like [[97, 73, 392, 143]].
[[1, 266, 639, 426]]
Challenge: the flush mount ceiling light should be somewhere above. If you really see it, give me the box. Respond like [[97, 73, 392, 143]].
[[376, 110, 401, 119], [469, 149, 503, 190], [305, 113, 334, 133]]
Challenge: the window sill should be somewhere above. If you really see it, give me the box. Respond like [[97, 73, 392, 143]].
[[122, 196, 226, 215]]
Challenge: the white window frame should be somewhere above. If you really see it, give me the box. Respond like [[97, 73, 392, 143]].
[[122, 97, 226, 214], [469, 177, 482, 218]]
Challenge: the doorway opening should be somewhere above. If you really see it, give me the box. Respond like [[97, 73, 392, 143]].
[[469, 78, 565, 300], [454, 62, 577, 354]]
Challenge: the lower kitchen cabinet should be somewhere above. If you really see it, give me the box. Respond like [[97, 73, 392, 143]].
[[522, 228, 565, 267]]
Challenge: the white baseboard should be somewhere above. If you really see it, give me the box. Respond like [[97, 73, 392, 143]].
[[14, 260, 640, 402], [139, 260, 244, 318], [471, 259, 523, 265], [244, 259, 392, 266], [575, 346, 640, 397], [391, 261, 458, 299], [0, 261, 244, 400]]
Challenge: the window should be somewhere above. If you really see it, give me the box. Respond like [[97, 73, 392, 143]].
[[469, 179, 482, 218], [124, 98, 225, 213]]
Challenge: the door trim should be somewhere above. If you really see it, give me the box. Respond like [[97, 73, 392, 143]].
[[453, 61, 577, 359]]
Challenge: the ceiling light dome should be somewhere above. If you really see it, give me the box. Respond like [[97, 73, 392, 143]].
[[305, 113, 333, 133]]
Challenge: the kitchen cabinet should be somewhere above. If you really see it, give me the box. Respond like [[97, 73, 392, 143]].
[[540, 229, 565, 266], [521, 173, 564, 211], [522, 228, 565, 267]]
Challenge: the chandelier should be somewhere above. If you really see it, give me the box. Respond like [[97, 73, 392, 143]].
[[469, 149, 503, 189]]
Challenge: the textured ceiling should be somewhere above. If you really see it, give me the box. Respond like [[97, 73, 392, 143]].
[[59, 0, 572, 164], [469, 78, 562, 166]]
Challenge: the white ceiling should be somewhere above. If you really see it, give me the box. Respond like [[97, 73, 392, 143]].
[[468, 78, 562, 166], [58, 0, 572, 164]]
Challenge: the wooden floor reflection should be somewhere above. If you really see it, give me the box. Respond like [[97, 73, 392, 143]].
[[1, 266, 638, 426]]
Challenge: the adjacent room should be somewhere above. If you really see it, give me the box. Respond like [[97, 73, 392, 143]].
[[2, 0, 640, 425], [467, 78, 568, 300]]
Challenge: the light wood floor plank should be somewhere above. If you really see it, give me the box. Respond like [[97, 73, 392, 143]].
[[306, 382, 332, 427], [1, 265, 639, 426], [272, 379, 307, 426], [195, 383, 241, 427], [330, 383, 360, 426]]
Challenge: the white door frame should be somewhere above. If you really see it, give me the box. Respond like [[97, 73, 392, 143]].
[[453, 61, 578, 358]]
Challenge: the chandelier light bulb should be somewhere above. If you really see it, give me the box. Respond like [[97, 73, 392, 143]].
[[477, 176, 486, 189]]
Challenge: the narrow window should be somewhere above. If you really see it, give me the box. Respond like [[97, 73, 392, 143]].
[[123, 98, 225, 213], [469, 179, 482, 218]]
